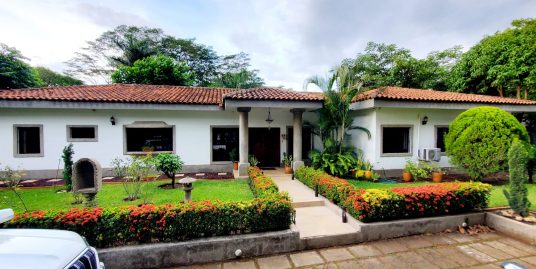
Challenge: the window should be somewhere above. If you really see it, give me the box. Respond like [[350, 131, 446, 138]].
[[436, 126, 449, 152], [212, 127, 239, 162], [382, 126, 412, 155], [14, 125, 43, 157], [124, 123, 174, 153], [67, 125, 98, 142]]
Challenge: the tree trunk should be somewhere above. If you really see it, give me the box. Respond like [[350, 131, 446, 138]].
[[524, 88, 528, 99], [516, 85, 521, 99], [498, 86, 503, 97]]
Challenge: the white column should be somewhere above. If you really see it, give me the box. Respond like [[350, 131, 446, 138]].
[[291, 109, 305, 171], [238, 107, 251, 176]]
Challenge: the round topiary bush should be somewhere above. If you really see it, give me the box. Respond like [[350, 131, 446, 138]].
[[445, 106, 529, 180]]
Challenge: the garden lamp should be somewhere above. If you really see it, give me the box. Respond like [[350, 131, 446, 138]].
[[179, 176, 197, 202]]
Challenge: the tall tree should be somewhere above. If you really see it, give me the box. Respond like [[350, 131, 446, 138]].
[[33, 67, 83, 87], [449, 18, 536, 99], [210, 53, 264, 88], [111, 54, 193, 85], [0, 43, 39, 89]]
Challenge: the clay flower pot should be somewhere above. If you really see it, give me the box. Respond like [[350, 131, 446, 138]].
[[364, 170, 373, 180], [233, 162, 238, 171], [432, 172, 444, 183], [402, 171, 413, 182], [284, 165, 292, 174]]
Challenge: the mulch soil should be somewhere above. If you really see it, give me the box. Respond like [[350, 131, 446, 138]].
[[0, 172, 234, 189], [385, 171, 510, 185]]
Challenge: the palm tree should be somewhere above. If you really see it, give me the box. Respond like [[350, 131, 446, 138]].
[[304, 64, 370, 154]]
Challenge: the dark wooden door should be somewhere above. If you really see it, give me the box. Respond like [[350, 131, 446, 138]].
[[249, 128, 280, 167]]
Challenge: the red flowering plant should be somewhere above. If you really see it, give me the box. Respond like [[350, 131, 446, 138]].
[[294, 166, 354, 204]]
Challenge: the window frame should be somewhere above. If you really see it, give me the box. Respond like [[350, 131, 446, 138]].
[[123, 122, 176, 155], [380, 125, 413, 157], [210, 125, 239, 164], [66, 125, 98, 142], [13, 124, 44, 158], [435, 125, 449, 155]]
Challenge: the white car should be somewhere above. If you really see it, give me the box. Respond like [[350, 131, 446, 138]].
[[0, 208, 105, 269]]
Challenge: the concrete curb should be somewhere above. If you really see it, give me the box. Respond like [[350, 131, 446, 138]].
[[486, 212, 536, 245], [98, 229, 299, 269]]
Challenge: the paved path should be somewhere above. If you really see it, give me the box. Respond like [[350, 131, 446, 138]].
[[262, 169, 359, 239], [170, 232, 536, 269]]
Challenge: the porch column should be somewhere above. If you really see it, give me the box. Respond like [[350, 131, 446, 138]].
[[238, 107, 251, 177], [291, 109, 305, 171]]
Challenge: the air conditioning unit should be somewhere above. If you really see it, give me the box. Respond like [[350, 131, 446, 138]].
[[418, 148, 441, 162]]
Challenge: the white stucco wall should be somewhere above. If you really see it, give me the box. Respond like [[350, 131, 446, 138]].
[[0, 107, 315, 175], [351, 107, 463, 170]]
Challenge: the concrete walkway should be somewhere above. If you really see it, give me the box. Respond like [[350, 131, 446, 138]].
[[169, 232, 536, 269], [262, 169, 360, 244]]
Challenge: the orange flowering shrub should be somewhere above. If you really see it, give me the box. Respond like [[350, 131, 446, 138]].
[[5, 169, 293, 247], [295, 166, 491, 222]]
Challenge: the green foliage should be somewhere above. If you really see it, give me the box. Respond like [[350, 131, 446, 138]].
[[5, 168, 292, 248], [111, 54, 194, 85], [309, 149, 359, 178], [504, 139, 531, 216], [209, 68, 264, 88], [154, 153, 184, 188], [61, 144, 74, 190], [248, 155, 260, 167], [33, 67, 83, 87], [111, 155, 157, 202], [282, 153, 293, 166], [404, 159, 432, 181], [229, 148, 238, 162], [295, 166, 491, 222], [0, 165, 28, 212], [445, 107, 529, 180], [0, 43, 40, 89], [450, 18, 536, 99]]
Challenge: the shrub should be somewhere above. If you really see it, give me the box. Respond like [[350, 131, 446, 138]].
[[404, 159, 432, 181], [504, 139, 531, 216], [309, 149, 359, 178], [62, 144, 74, 190], [154, 153, 184, 188], [445, 106, 529, 180], [295, 166, 491, 222], [0, 165, 28, 212], [5, 167, 293, 248]]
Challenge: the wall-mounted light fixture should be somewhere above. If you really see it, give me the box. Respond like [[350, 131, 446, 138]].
[[110, 116, 116, 125], [281, 134, 287, 140], [421, 116, 428, 125]]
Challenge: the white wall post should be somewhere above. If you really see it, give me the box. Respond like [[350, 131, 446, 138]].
[[291, 109, 305, 171], [238, 107, 251, 176]]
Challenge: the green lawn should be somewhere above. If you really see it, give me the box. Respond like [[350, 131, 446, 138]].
[[348, 180, 536, 210], [1, 179, 254, 213]]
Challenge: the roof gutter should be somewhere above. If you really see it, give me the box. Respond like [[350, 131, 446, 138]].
[[350, 99, 536, 112]]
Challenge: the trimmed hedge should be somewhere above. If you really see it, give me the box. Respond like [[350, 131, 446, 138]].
[[295, 166, 492, 223], [3, 168, 293, 247]]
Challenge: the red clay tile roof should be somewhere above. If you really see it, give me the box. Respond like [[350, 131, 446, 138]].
[[224, 87, 324, 102], [353, 86, 536, 105], [0, 84, 237, 106]]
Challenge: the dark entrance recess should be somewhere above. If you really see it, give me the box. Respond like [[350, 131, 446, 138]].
[[249, 128, 280, 167], [287, 127, 313, 159]]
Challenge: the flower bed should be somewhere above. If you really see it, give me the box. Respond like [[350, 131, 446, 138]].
[[4, 169, 293, 248], [294, 166, 492, 223]]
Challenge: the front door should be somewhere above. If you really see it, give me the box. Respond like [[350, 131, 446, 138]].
[[249, 128, 280, 167]]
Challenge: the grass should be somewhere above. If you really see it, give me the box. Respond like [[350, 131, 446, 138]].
[[347, 180, 536, 211], [1, 179, 254, 213]]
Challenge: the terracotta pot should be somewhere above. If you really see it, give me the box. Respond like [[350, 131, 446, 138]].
[[432, 172, 444, 183], [142, 148, 154, 153], [233, 162, 238, 171], [402, 171, 413, 182], [364, 170, 373, 180], [284, 165, 293, 174]]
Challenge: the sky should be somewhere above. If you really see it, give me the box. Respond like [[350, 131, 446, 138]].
[[1, 0, 535, 90]]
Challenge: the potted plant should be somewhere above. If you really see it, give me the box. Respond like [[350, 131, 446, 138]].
[[431, 164, 444, 183], [363, 161, 373, 180], [229, 148, 238, 170], [404, 160, 432, 182], [403, 159, 416, 182], [142, 145, 154, 153], [248, 155, 260, 167], [282, 153, 293, 174]]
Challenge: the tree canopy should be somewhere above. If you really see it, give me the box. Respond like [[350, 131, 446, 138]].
[[33, 67, 83, 87], [111, 55, 193, 85], [449, 18, 536, 99], [0, 43, 40, 89], [67, 25, 264, 87]]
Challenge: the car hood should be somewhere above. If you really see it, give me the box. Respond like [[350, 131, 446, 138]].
[[0, 229, 88, 269]]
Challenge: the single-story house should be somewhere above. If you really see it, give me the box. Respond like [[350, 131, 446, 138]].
[[0, 84, 534, 179]]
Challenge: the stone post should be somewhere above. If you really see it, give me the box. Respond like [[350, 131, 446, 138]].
[[238, 107, 251, 176], [291, 109, 305, 171]]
